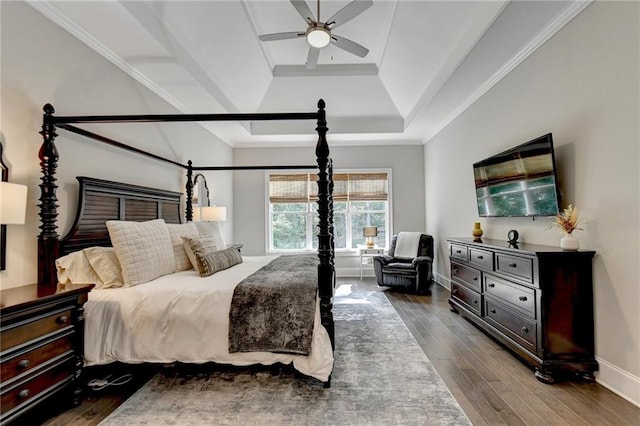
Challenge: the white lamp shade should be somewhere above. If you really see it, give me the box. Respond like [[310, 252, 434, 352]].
[[199, 206, 227, 222], [0, 182, 28, 225]]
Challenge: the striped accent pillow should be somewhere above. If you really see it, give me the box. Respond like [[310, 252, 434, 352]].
[[182, 235, 221, 270], [195, 247, 242, 277]]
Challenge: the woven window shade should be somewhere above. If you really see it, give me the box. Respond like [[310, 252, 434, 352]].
[[269, 174, 309, 203], [270, 172, 388, 203], [349, 173, 388, 201]]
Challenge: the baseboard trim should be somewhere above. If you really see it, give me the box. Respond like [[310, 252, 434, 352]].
[[595, 357, 640, 408], [336, 267, 375, 278], [434, 272, 451, 290]]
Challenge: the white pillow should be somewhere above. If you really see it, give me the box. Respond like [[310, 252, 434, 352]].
[[56, 250, 103, 286], [106, 219, 175, 286], [166, 222, 199, 271], [194, 221, 226, 249], [84, 247, 124, 288]]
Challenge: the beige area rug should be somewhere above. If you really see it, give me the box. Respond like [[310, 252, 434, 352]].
[[99, 282, 471, 425]]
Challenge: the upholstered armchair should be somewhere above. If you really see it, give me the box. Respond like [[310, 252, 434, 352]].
[[373, 233, 434, 294]]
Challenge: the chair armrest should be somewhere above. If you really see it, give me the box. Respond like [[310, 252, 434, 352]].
[[373, 254, 394, 265], [412, 256, 432, 268]]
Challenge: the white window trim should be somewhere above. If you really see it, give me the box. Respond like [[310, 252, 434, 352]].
[[264, 168, 393, 254]]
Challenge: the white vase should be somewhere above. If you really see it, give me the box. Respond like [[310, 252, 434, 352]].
[[560, 233, 580, 251]]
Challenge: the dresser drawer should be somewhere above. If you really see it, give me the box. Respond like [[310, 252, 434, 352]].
[[450, 244, 468, 262], [469, 248, 493, 270], [451, 262, 481, 292], [451, 282, 481, 316], [1, 331, 74, 384], [1, 308, 73, 352], [485, 300, 537, 351], [484, 274, 536, 318], [0, 356, 75, 416], [496, 253, 533, 283]]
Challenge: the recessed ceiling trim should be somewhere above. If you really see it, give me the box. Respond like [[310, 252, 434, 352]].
[[375, 0, 399, 67], [423, 0, 593, 143], [26, 0, 188, 113], [273, 63, 379, 77]]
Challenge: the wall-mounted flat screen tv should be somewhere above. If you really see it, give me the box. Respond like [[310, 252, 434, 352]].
[[473, 133, 561, 217]]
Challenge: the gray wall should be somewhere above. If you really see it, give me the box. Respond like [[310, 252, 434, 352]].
[[0, 2, 233, 288], [233, 145, 425, 276], [424, 1, 639, 404]]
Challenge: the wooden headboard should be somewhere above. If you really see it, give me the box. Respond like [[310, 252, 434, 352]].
[[59, 177, 182, 256]]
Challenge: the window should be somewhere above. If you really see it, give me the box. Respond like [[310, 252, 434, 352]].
[[268, 171, 390, 251]]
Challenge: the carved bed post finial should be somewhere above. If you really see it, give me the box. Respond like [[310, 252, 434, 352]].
[[38, 103, 60, 289], [315, 99, 334, 350], [186, 160, 193, 222]]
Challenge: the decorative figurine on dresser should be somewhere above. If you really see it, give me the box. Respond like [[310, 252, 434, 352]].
[[0, 283, 94, 425], [447, 237, 597, 384]]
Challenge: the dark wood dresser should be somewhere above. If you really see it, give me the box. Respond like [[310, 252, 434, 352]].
[[0, 283, 94, 425], [447, 237, 597, 383]]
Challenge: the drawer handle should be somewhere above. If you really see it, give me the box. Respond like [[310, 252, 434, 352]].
[[509, 263, 518, 268], [490, 309, 497, 314], [18, 389, 30, 399], [17, 359, 30, 370], [518, 296, 528, 302], [473, 300, 478, 304], [456, 250, 462, 254], [57, 315, 69, 324], [521, 326, 529, 333], [452, 288, 458, 294], [473, 277, 478, 281], [477, 255, 484, 260], [488, 283, 495, 288], [453, 268, 458, 275]]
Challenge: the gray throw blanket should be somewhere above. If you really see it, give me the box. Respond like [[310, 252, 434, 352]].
[[228, 255, 318, 355]]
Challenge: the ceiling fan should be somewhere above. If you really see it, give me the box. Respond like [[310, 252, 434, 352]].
[[258, 0, 373, 69]]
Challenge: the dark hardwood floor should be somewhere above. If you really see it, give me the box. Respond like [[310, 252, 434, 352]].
[[39, 278, 639, 425]]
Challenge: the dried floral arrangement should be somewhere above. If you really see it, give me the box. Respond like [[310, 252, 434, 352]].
[[549, 204, 583, 235]]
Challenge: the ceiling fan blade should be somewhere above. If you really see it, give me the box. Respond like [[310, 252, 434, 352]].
[[326, 0, 373, 29], [259, 32, 304, 42], [290, 0, 315, 24], [306, 47, 320, 69], [331, 35, 369, 58]]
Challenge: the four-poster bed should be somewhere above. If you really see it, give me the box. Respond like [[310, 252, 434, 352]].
[[35, 100, 335, 386]]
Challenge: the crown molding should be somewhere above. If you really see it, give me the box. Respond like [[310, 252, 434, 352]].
[[424, 0, 593, 143], [26, 1, 188, 113]]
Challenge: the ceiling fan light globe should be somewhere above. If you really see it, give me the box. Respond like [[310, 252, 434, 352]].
[[306, 26, 331, 48]]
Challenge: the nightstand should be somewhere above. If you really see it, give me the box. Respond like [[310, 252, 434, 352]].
[[0, 283, 94, 425], [358, 245, 384, 279]]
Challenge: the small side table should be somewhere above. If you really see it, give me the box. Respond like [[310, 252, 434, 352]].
[[358, 245, 384, 279], [0, 283, 94, 424]]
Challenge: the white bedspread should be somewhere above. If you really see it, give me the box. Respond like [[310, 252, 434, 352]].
[[84, 256, 334, 382]]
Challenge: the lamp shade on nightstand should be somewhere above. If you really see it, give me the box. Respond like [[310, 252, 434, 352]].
[[0, 181, 27, 224], [363, 226, 378, 248]]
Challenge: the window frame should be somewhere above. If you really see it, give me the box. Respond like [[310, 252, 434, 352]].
[[265, 168, 392, 253]]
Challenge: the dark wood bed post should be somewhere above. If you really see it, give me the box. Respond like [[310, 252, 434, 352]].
[[38, 104, 61, 291], [185, 160, 194, 222], [328, 159, 335, 274], [315, 99, 335, 352]]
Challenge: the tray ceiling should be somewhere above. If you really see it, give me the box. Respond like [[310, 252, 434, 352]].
[[28, 0, 591, 147]]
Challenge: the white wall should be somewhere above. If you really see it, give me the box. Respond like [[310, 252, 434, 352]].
[[0, 2, 233, 289], [233, 145, 425, 276], [425, 2, 639, 405]]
